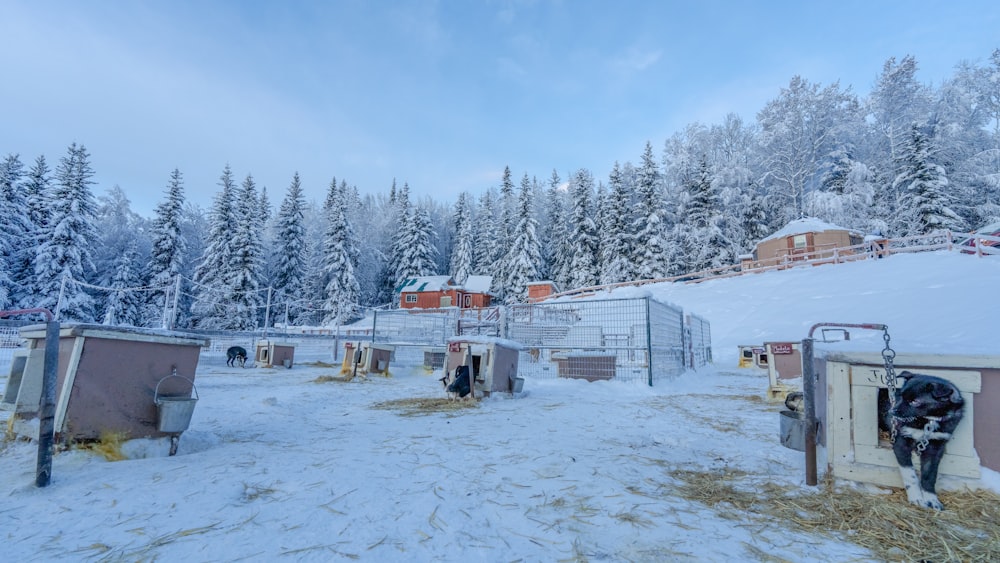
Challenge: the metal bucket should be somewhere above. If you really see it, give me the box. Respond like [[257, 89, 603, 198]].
[[511, 375, 524, 393], [779, 410, 806, 451], [154, 375, 199, 433]]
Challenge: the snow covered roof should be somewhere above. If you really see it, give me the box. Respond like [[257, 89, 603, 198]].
[[460, 275, 492, 293], [759, 217, 861, 243], [397, 276, 455, 293]]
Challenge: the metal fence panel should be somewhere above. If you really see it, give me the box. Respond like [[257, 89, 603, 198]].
[[686, 313, 713, 368], [648, 299, 686, 380], [508, 297, 675, 384]]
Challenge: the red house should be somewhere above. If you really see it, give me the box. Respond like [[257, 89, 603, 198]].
[[398, 275, 493, 309]]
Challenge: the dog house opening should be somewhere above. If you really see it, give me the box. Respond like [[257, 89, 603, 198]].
[[876, 387, 893, 448]]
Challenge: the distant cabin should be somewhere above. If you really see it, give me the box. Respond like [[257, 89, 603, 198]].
[[754, 218, 864, 264], [397, 275, 493, 309], [526, 281, 560, 303]]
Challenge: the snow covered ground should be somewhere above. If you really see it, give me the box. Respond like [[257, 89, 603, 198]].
[[1, 250, 998, 562]]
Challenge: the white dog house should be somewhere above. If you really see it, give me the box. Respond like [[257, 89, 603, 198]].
[[443, 337, 522, 397], [816, 350, 999, 490]]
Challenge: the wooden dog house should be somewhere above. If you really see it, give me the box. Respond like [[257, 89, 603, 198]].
[[443, 337, 522, 397], [765, 341, 802, 402], [816, 350, 998, 490], [6, 323, 208, 443], [255, 339, 296, 368]]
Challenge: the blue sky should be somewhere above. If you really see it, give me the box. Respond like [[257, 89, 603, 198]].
[[2, 0, 998, 215]]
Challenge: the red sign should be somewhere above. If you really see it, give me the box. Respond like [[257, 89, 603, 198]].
[[448, 341, 461, 352], [770, 343, 794, 355], [344, 342, 354, 349]]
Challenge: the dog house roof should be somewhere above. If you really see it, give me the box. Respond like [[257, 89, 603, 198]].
[[760, 217, 861, 243]]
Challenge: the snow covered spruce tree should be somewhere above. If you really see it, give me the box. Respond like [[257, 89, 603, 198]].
[[449, 191, 475, 284], [892, 124, 966, 236], [565, 168, 600, 289], [16, 155, 51, 307], [395, 204, 438, 288], [598, 161, 635, 285], [542, 170, 569, 289], [633, 142, 670, 279], [226, 174, 266, 331], [191, 165, 239, 328], [503, 174, 543, 304], [93, 186, 151, 325], [0, 154, 27, 309], [146, 168, 188, 327], [473, 190, 502, 285], [34, 143, 100, 321], [102, 242, 145, 326], [321, 178, 362, 325], [680, 158, 734, 272], [272, 172, 308, 324]]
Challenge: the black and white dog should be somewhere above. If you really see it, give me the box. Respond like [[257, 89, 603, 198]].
[[439, 365, 472, 400], [881, 371, 964, 510], [227, 346, 248, 368]]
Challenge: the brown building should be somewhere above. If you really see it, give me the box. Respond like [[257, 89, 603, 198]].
[[754, 218, 864, 265], [398, 275, 493, 309]]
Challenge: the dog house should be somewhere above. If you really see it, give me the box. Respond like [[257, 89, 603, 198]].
[[816, 350, 999, 490], [443, 337, 522, 397], [737, 345, 768, 369], [6, 323, 207, 443], [255, 339, 296, 368], [423, 347, 447, 372], [765, 341, 802, 402]]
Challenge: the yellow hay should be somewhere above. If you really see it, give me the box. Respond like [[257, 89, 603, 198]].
[[668, 468, 1000, 562], [371, 397, 480, 417]]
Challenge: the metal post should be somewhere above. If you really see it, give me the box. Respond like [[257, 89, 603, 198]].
[[263, 287, 272, 338], [36, 320, 60, 487], [170, 275, 181, 330], [160, 281, 172, 329], [801, 337, 817, 486], [645, 297, 653, 387]]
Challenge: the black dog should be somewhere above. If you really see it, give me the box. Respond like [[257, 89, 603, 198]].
[[443, 365, 472, 399], [227, 346, 248, 368], [882, 371, 964, 510]]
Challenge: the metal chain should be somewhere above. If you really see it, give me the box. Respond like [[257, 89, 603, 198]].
[[881, 327, 900, 440]]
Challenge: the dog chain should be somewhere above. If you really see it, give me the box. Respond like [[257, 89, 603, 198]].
[[881, 328, 900, 441]]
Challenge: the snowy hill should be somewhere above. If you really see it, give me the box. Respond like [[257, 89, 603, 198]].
[[1, 250, 998, 562]]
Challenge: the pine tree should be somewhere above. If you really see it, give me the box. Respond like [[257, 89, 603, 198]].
[[191, 165, 238, 328], [633, 141, 670, 279], [17, 155, 50, 307], [147, 169, 188, 327], [566, 168, 599, 289], [599, 162, 635, 284], [321, 180, 362, 325], [34, 143, 99, 321], [473, 190, 501, 284], [504, 175, 543, 303], [893, 125, 966, 235], [0, 154, 26, 309], [449, 192, 475, 283], [103, 242, 145, 326], [543, 171, 568, 288], [227, 174, 265, 331], [396, 205, 438, 286], [273, 172, 308, 324]]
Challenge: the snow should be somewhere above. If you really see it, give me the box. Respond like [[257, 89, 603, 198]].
[[2, 250, 998, 561], [758, 216, 863, 243]]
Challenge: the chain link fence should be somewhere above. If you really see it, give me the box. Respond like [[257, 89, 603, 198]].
[[1, 299, 712, 387], [509, 296, 699, 384]]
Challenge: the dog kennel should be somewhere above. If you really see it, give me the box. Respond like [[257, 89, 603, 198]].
[[255, 339, 296, 368], [6, 323, 208, 443], [443, 337, 522, 397], [339, 342, 394, 377], [815, 350, 998, 490], [765, 341, 802, 402]]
